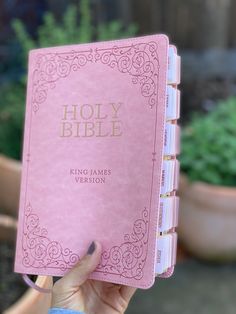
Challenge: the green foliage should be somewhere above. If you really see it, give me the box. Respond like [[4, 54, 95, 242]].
[[180, 97, 236, 186], [11, 1, 138, 64], [0, 0, 138, 160], [0, 82, 25, 160], [97, 21, 138, 41]]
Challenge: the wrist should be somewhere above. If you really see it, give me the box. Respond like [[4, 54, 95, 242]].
[[49, 308, 85, 314]]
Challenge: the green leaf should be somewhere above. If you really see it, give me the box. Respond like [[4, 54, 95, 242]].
[[181, 97, 236, 186]]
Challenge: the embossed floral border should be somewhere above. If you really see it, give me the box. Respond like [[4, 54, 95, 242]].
[[31, 42, 159, 112], [23, 202, 149, 279]]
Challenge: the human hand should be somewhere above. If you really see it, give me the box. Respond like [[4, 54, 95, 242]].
[[51, 241, 136, 314]]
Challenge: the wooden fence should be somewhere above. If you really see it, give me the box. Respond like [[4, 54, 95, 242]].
[[46, 0, 236, 50], [128, 0, 236, 50], [1, 0, 236, 50], [1, 0, 236, 82]]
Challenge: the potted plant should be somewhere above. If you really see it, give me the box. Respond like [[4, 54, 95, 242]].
[[179, 97, 236, 261]]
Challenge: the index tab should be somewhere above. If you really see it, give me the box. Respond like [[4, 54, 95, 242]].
[[159, 196, 179, 232], [155, 232, 177, 275], [167, 47, 180, 85], [164, 123, 180, 156], [161, 159, 180, 194], [166, 86, 180, 121]]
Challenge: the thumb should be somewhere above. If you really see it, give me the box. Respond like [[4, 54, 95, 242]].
[[54, 241, 102, 291]]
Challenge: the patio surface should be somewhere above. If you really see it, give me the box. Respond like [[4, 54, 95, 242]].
[[128, 259, 236, 314]]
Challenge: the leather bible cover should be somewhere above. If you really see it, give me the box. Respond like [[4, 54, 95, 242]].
[[14, 33, 174, 289]]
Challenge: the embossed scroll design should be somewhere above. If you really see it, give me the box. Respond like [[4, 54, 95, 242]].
[[97, 208, 149, 280], [94, 42, 159, 108], [32, 50, 93, 112], [22, 203, 80, 270], [31, 41, 159, 111], [22, 203, 149, 279]]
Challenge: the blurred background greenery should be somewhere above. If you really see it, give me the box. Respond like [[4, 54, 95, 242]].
[[1, 0, 236, 313], [181, 97, 236, 186], [0, 0, 137, 160]]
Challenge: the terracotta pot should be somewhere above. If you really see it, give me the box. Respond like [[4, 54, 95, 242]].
[[0, 214, 17, 243], [3, 276, 52, 314], [178, 174, 236, 261], [0, 154, 21, 217]]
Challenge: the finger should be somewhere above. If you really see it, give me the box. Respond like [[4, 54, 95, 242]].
[[120, 285, 137, 302], [56, 241, 102, 290]]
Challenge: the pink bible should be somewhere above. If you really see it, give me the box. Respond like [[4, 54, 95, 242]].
[[14, 33, 181, 290]]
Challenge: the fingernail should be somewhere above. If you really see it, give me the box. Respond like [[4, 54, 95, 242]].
[[87, 241, 96, 255]]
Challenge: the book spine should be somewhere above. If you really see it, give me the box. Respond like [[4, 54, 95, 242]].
[[156, 45, 181, 277]]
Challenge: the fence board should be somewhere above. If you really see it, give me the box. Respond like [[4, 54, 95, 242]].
[[1, 0, 236, 50], [228, 0, 236, 47], [129, 0, 235, 50]]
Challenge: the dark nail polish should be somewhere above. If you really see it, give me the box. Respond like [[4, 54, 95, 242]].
[[87, 241, 96, 255]]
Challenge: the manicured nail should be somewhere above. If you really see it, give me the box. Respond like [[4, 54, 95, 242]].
[[87, 241, 96, 255]]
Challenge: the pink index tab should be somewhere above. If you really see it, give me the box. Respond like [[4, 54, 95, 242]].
[[161, 159, 180, 194], [155, 235, 169, 274], [164, 124, 180, 156], [166, 86, 180, 121], [167, 47, 180, 85], [155, 233, 177, 275], [159, 196, 179, 232]]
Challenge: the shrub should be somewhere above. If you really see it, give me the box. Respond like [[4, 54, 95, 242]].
[[180, 97, 236, 186]]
